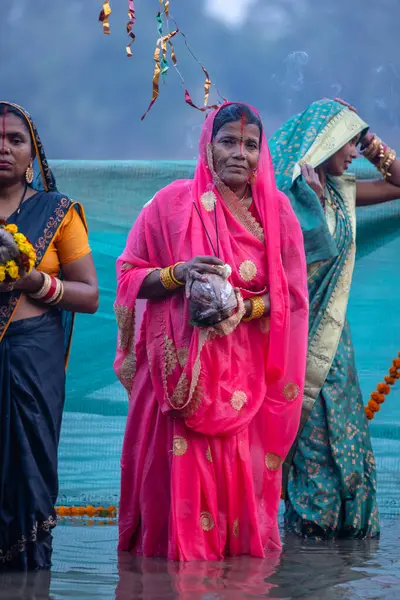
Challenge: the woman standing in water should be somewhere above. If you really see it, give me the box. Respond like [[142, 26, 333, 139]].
[[114, 103, 309, 560], [0, 102, 98, 570], [269, 98, 400, 539]]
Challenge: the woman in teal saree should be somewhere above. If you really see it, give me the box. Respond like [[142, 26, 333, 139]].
[[269, 99, 400, 538]]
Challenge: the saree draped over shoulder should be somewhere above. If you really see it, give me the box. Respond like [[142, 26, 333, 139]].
[[114, 103, 309, 560], [0, 102, 87, 570], [269, 99, 379, 539]]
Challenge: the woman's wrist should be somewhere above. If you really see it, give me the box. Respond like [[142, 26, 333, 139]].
[[242, 294, 268, 322], [16, 269, 43, 293], [172, 262, 186, 285], [160, 262, 185, 291], [362, 134, 397, 178]]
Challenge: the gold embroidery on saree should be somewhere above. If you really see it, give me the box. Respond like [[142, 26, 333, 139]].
[[206, 446, 213, 463], [183, 384, 203, 418], [115, 305, 134, 351], [171, 374, 190, 407], [231, 390, 247, 411], [265, 453, 283, 471], [177, 347, 189, 368], [283, 382, 300, 402], [239, 260, 257, 282], [173, 436, 188, 456], [164, 336, 178, 376], [200, 511, 215, 532]]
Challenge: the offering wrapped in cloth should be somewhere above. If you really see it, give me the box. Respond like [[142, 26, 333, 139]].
[[187, 264, 237, 327]]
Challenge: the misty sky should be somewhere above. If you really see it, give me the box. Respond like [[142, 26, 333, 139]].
[[2, 0, 400, 159]]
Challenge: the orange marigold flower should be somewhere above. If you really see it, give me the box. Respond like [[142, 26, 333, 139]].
[[368, 399, 380, 412], [377, 383, 390, 395], [86, 505, 96, 517], [393, 358, 400, 369], [365, 407, 374, 420], [371, 392, 385, 403], [384, 376, 395, 385], [5, 224, 18, 234]]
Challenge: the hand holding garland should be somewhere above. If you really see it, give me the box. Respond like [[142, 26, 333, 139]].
[[5, 257, 99, 315]]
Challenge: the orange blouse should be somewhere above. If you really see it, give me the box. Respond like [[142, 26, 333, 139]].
[[37, 206, 91, 277]]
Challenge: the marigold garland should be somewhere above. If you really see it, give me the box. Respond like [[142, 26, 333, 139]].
[[55, 505, 117, 518], [0, 220, 36, 284], [365, 353, 400, 420]]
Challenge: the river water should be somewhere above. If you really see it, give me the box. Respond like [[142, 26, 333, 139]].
[[1, 520, 399, 599]]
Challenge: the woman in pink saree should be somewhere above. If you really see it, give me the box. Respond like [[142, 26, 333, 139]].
[[114, 103, 309, 560]]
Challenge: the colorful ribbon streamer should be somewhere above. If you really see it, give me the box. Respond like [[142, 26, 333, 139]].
[[97, 0, 225, 119], [99, 1, 112, 35], [141, 28, 179, 121], [126, 0, 136, 57]]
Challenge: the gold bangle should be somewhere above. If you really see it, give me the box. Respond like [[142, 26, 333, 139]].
[[380, 149, 396, 178], [170, 262, 184, 286], [242, 296, 265, 322], [363, 137, 381, 161], [29, 272, 51, 299], [160, 266, 180, 291]]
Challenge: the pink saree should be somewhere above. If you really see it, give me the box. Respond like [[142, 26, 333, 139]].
[[114, 103, 309, 561]]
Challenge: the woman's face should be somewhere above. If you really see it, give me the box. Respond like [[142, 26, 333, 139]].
[[323, 135, 359, 176], [0, 112, 33, 185], [212, 120, 261, 193]]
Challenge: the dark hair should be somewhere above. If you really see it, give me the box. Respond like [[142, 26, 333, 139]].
[[212, 103, 263, 140]]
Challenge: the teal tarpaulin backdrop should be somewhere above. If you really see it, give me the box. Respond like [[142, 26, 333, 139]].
[[50, 159, 400, 518]]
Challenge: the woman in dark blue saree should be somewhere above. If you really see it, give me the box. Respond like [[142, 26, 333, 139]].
[[0, 101, 98, 570]]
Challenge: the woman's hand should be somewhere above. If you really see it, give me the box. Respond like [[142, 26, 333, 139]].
[[359, 132, 375, 153], [301, 164, 324, 199], [174, 256, 225, 285], [12, 268, 43, 293], [333, 97, 357, 113], [0, 268, 43, 294]]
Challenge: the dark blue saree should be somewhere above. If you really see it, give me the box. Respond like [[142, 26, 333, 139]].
[[0, 102, 79, 570]]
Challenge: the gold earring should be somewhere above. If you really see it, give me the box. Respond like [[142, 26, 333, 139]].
[[25, 161, 34, 184]]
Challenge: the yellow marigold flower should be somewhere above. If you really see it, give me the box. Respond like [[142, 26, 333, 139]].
[[0, 266, 6, 283], [13, 233, 25, 244], [5, 224, 18, 234], [6, 260, 19, 280]]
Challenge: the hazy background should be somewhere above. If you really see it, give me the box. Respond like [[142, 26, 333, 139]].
[[2, 0, 400, 159]]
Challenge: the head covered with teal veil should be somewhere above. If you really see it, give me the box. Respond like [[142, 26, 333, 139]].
[[269, 99, 368, 264], [0, 101, 57, 193]]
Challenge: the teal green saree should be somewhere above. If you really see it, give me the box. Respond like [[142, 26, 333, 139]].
[[269, 100, 379, 538]]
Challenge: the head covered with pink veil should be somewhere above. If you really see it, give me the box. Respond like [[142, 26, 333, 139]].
[[114, 102, 309, 561]]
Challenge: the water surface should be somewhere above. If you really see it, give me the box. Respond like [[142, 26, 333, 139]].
[[1, 520, 399, 599]]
